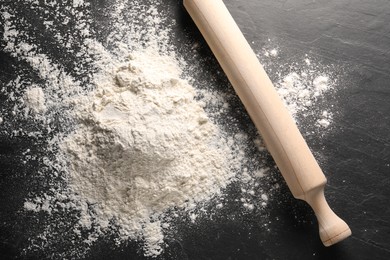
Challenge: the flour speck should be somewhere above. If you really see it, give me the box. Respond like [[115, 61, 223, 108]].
[[23, 87, 46, 115]]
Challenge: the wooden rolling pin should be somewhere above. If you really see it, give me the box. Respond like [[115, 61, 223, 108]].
[[184, 0, 351, 246]]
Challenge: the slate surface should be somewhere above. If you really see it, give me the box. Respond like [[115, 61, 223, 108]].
[[0, 0, 389, 259]]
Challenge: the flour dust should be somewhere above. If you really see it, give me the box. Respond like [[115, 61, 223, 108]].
[[0, 0, 340, 258]]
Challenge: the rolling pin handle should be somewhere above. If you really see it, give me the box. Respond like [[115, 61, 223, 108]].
[[306, 187, 352, 246]]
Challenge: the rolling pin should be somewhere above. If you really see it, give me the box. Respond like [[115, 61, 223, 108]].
[[183, 0, 351, 246]]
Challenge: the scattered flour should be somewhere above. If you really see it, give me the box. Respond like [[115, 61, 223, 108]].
[[270, 49, 278, 57], [256, 44, 336, 131], [1, 0, 340, 258], [23, 87, 46, 114], [263, 48, 278, 57], [276, 73, 332, 118], [317, 110, 332, 128], [23, 201, 40, 212], [271, 68, 335, 129]]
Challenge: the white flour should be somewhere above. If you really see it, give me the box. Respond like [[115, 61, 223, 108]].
[[277, 73, 332, 117], [23, 86, 46, 115], [1, 0, 340, 258], [61, 51, 235, 256]]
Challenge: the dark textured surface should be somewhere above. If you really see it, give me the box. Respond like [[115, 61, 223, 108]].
[[1, 0, 390, 259]]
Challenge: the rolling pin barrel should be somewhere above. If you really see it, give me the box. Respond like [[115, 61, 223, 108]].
[[184, 0, 351, 246]]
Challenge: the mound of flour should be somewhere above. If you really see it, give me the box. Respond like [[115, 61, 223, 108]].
[[61, 50, 236, 256]]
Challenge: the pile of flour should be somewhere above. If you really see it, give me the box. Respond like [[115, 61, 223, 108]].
[[61, 49, 236, 256]]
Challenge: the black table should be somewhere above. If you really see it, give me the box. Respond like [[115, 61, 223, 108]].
[[1, 0, 389, 259]]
